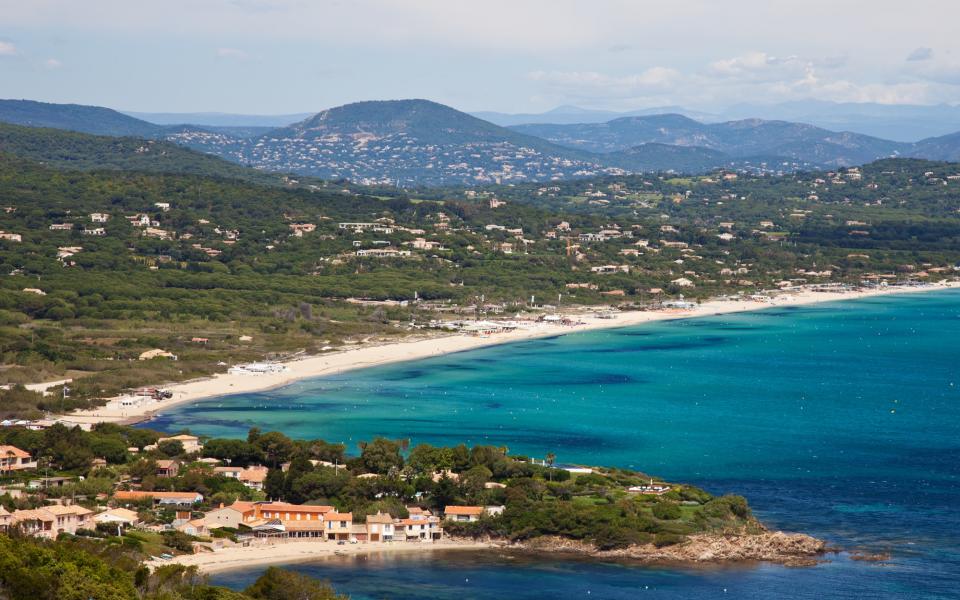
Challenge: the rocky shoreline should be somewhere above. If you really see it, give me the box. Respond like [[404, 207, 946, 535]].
[[478, 531, 828, 568]]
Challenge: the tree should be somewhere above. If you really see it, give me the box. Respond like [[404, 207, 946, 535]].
[[128, 458, 158, 481], [283, 456, 315, 503], [307, 440, 346, 464], [157, 439, 185, 458], [431, 474, 459, 511], [545, 452, 556, 482], [358, 437, 404, 475], [203, 438, 264, 466], [245, 567, 347, 600], [264, 467, 285, 500], [254, 432, 295, 467], [461, 464, 492, 498], [88, 435, 128, 464], [290, 468, 350, 503]]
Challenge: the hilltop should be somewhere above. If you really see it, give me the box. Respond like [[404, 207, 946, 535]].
[[169, 99, 616, 185], [0, 98, 162, 137]]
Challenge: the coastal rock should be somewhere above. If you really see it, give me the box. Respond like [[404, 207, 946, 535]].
[[509, 531, 826, 567]]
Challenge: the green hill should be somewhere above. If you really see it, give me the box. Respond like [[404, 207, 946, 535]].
[[0, 98, 162, 137], [0, 122, 288, 185]]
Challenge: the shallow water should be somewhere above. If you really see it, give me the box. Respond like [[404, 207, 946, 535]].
[[152, 290, 960, 599]]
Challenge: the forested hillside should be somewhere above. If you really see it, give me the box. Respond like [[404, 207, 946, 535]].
[[0, 123, 293, 185], [1, 147, 959, 417], [0, 99, 162, 137]]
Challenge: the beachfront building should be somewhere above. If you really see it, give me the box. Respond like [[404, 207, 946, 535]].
[[324, 512, 353, 541], [175, 518, 210, 537], [442, 506, 484, 522], [0, 445, 37, 473], [397, 515, 443, 541], [204, 504, 246, 529], [222, 501, 338, 539], [365, 512, 395, 541]]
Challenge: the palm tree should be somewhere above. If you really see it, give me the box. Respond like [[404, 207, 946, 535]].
[[545, 452, 556, 481]]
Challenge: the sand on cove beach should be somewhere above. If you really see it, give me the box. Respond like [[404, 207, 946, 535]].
[[150, 539, 495, 575], [58, 281, 959, 427]]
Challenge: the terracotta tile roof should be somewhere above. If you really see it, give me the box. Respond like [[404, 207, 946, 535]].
[[44, 504, 92, 516], [239, 467, 268, 483], [114, 490, 201, 501], [443, 506, 483, 516], [95, 508, 139, 522], [0, 445, 30, 458], [11, 508, 55, 522], [231, 501, 336, 517], [366, 513, 394, 524], [255, 502, 335, 514]]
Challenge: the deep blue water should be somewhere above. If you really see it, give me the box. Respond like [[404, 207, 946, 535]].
[[151, 290, 960, 599]]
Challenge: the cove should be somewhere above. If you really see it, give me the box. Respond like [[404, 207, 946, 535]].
[[151, 290, 960, 599]]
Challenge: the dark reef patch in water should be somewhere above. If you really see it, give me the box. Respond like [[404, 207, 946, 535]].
[[381, 369, 428, 381]]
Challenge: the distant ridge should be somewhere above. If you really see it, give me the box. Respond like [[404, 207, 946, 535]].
[[125, 111, 313, 128], [510, 115, 909, 167], [2, 97, 960, 184], [0, 99, 162, 137]]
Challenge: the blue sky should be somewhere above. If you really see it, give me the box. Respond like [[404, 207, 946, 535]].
[[1, 0, 959, 114]]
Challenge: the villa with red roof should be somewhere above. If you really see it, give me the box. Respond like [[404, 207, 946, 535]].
[[0, 445, 37, 472]]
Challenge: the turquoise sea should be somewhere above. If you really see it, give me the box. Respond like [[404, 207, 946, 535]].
[[149, 290, 960, 599]]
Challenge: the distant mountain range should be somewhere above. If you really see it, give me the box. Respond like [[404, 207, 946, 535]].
[[480, 100, 960, 142], [510, 115, 910, 167], [471, 104, 718, 127], [1, 98, 960, 185], [716, 101, 960, 143]]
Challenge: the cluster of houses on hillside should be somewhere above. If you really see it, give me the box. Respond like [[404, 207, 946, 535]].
[[0, 441, 504, 546]]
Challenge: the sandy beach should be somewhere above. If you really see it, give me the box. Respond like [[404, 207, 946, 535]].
[[152, 539, 495, 574], [59, 281, 959, 427]]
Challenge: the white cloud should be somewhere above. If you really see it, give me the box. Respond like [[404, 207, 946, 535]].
[[44, 58, 62, 69], [906, 47, 934, 62], [0, 41, 18, 56], [216, 47, 248, 59], [529, 68, 682, 99], [528, 51, 954, 109], [707, 52, 812, 82]]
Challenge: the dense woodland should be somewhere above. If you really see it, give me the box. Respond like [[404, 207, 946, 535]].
[[0, 125, 959, 417]]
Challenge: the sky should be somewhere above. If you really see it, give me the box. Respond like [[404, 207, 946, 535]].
[[1, 0, 959, 115]]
